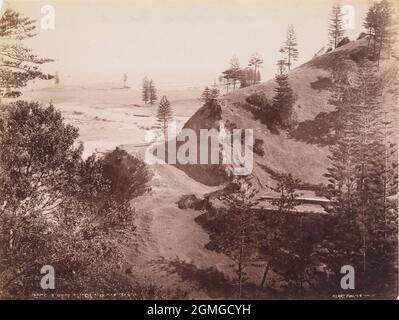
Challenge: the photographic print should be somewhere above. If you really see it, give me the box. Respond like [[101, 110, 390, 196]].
[[0, 0, 398, 302]]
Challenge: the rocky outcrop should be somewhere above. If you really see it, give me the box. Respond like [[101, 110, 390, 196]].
[[336, 37, 350, 48], [177, 194, 207, 210], [173, 99, 230, 186], [314, 45, 333, 57]]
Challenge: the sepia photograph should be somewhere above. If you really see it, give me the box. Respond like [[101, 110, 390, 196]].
[[0, 0, 398, 303]]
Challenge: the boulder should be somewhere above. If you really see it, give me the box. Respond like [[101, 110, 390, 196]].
[[177, 194, 207, 210], [357, 32, 368, 40], [336, 37, 350, 48], [314, 45, 333, 57]]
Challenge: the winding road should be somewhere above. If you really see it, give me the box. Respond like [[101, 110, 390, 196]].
[[122, 146, 233, 298]]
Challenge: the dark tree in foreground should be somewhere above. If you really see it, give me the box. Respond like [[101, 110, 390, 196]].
[[103, 147, 151, 201], [270, 173, 301, 214], [259, 173, 301, 289], [200, 174, 323, 295], [0, 101, 151, 296], [207, 177, 259, 298], [0, 9, 53, 99], [323, 63, 398, 294]]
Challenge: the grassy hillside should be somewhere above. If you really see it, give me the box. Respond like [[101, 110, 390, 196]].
[[177, 38, 397, 192], [225, 38, 371, 122]]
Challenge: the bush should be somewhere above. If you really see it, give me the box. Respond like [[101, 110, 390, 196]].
[[245, 92, 280, 133], [246, 91, 269, 109], [310, 77, 333, 91], [0, 101, 149, 297], [102, 147, 151, 200], [0, 101, 82, 206], [253, 138, 265, 156], [196, 202, 328, 296], [290, 111, 338, 146], [177, 194, 206, 210]]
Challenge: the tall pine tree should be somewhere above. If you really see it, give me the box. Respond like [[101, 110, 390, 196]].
[[281, 25, 298, 71], [156, 95, 173, 139], [212, 177, 260, 298], [272, 74, 297, 129], [149, 80, 157, 104], [0, 9, 53, 100], [363, 0, 397, 65], [329, 4, 345, 49], [248, 53, 263, 85], [324, 63, 398, 293]]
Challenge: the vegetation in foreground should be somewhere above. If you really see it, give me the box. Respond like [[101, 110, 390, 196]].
[[0, 101, 156, 297]]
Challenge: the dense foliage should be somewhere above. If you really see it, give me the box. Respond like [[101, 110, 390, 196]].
[[0, 102, 151, 297]]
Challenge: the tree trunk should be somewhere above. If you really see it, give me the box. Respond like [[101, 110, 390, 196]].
[[383, 115, 388, 239], [377, 36, 383, 67], [363, 234, 367, 274], [238, 261, 242, 299], [367, 28, 371, 55], [360, 163, 367, 275], [259, 261, 270, 289], [237, 230, 245, 299]]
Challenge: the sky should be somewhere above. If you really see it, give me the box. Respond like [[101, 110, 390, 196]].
[[5, 0, 372, 89]]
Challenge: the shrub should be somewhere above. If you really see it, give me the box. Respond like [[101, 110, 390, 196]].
[[0, 101, 149, 297], [310, 77, 333, 91], [253, 138, 265, 156], [246, 91, 269, 109], [177, 194, 206, 210], [102, 147, 151, 201], [245, 92, 280, 133], [290, 111, 338, 146]]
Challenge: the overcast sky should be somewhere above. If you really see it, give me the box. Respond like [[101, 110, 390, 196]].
[[7, 0, 371, 89]]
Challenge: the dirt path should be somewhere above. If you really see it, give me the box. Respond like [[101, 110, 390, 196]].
[[122, 146, 233, 298]]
